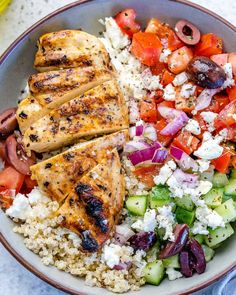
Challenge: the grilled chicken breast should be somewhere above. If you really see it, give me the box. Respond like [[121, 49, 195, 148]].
[[57, 148, 125, 252], [23, 80, 129, 153], [17, 67, 113, 132], [30, 130, 128, 203], [34, 30, 112, 72]]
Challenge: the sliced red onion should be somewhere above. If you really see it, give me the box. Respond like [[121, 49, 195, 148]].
[[113, 262, 132, 271], [124, 140, 151, 153], [170, 145, 184, 160], [170, 145, 198, 171], [152, 141, 162, 149], [160, 113, 189, 136], [173, 169, 198, 188], [195, 88, 220, 112], [115, 224, 135, 245], [128, 146, 158, 166], [152, 149, 168, 163], [143, 125, 157, 141], [158, 106, 183, 121], [136, 125, 144, 136]]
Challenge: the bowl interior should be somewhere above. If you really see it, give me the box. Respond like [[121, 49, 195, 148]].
[[0, 0, 236, 294]]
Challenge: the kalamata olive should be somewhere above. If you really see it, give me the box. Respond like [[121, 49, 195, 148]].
[[180, 251, 193, 277], [187, 239, 206, 274], [175, 20, 201, 45], [187, 56, 226, 89], [159, 224, 189, 259], [6, 134, 36, 175], [128, 231, 157, 251], [0, 108, 18, 138]]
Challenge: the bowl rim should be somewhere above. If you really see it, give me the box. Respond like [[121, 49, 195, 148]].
[[0, 0, 236, 294]]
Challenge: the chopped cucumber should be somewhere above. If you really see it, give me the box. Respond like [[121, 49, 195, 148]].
[[224, 179, 236, 197], [175, 207, 195, 226], [213, 172, 229, 188], [174, 195, 194, 211], [144, 260, 164, 285], [147, 242, 160, 261], [222, 194, 234, 203], [204, 188, 223, 208], [163, 255, 180, 268], [194, 234, 204, 245], [202, 245, 215, 262], [205, 223, 234, 248], [230, 169, 236, 179], [150, 186, 171, 209], [126, 195, 147, 216], [214, 199, 236, 223]]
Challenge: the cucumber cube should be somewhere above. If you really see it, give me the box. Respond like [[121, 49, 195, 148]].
[[194, 234, 204, 245], [163, 255, 180, 268], [214, 199, 236, 223], [144, 260, 164, 285], [230, 169, 236, 179], [150, 186, 171, 209], [202, 245, 215, 262], [204, 188, 223, 208], [175, 207, 195, 226], [174, 195, 194, 211], [213, 172, 229, 188], [205, 223, 234, 248], [224, 179, 236, 197], [126, 195, 147, 216]]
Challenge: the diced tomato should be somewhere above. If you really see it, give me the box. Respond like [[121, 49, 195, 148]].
[[194, 33, 223, 57], [155, 119, 174, 146], [212, 148, 233, 174], [228, 53, 236, 76], [140, 98, 158, 123], [172, 130, 200, 155], [214, 99, 236, 129], [193, 113, 207, 139], [0, 166, 25, 193], [226, 82, 236, 101], [210, 53, 228, 67], [168, 46, 193, 74], [205, 93, 230, 113], [161, 70, 175, 86], [175, 86, 196, 113], [133, 165, 160, 188], [150, 60, 167, 76], [115, 9, 141, 37], [224, 126, 236, 142], [131, 32, 163, 66], [145, 18, 183, 51], [0, 189, 15, 210], [153, 89, 164, 104], [20, 176, 37, 194]]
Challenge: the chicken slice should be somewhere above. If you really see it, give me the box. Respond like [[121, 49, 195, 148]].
[[57, 148, 124, 252], [34, 30, 112, 72], [17, 67, 113, 133], [23, 80, 129, 153], [30, 130, 128, 203]]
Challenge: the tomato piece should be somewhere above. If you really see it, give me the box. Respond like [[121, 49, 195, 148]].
[[133, 165, 160, 188], [161, 70, 175, 86], [20, 175, 37, 194], [153, 89, 164, 104], [168, 46, 193, 74], [205, 94, 230, 113], [228, 53, 236, 76], [193, 113, 207, 139], [194, 33, 223, 57], [115, 9, 141, 37], [131, 32, 163, 66], [212, 148, 233, 174], [150, 60, 167, 76], [172, 130, 200, 155], [175, 86, 196, 113], [210, 53, 228, 67], [0, 188, 15, 210], [140, 98, 158, 123], [0, 166, 25, 193], [226, 81, 236, 101], [214, 99, 236, 129], [155, 119, 174, 146]]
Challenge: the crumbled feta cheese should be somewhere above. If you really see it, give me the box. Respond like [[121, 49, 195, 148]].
[[196, 159, 210, 173], [6, 194, 31, 220], [159, 49, 171, 63], [194, 132, 224, 160], [173, 72, 188, 86], [192, 221, 209, 235], [142, 68, 162, 91], [195, 205, 225, 231], [222, 63, 235, 89], [163, 84, 176, 101], [156, 205, 175, 241], [200, 111, 218, 132], [101, 243, 133, 268], [180, 83, 196, 98], [131, 209, 157, 232], [154, 160, 176, 185], [166, 268, 183, 280], [185, 119, 201, 135], [27, 187, 49, 205]]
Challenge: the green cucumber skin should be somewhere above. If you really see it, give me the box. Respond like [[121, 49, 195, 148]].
[[150, 186, 171, 209], [163, 255, 180, 268], [194, 234, 204, 245], [205, 223, 234, 248], [175, 207, 195, 226], [174, 195, 194, 211], [224, 179, 236, 197], [213, 173, 229, 188], [214, 199, 236, 223], [126, 195, 147, 216], [204, 188, 223, 208], [202, 245, 215, 262], [144, 260, 165, 285]]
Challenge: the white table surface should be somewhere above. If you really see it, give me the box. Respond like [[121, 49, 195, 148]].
[[0, 0, 236, 294]]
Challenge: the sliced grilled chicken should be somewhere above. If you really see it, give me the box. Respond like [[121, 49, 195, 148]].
[[57, 148, 125, 252], [23, 80, 129, 153], [30, 130, 128, 203], [34, 30, 112, 72], [17, 67, 113, 133]]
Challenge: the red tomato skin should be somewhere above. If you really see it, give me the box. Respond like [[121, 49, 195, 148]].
[[195, 33, 223, 57], [115, 9, 141, 37], [168, 46, 193, 74], [155, 119, 174, 146], [205, 94, 230, 113], [214, 99, 236, 129], [140, 98, 158, 123], [172, 131, 200, 155], [0, 166, 25, 193], [133, 165, 160, 188], [212, 149, 233, 174]]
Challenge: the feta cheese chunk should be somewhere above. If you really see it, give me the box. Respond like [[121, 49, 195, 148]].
[[192, 221, 209, 235], [6, 194, 31, 220], [101, 243, 133, 268], [166, 268, 183, 280], [196, 160, 210, 173], [154, 160, 176, 185], [195, 205, 225, 230], [159, 49, 171, 63], [180, 83, 196, 98], [173, 72, 188, 86], [185, 119, 201, 135], [222, 63, 235, 89], [131, 209, 157, 232], [156, 205, 175, 241], [163, 84, 176, 101], [200, 111, 218, 132]]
